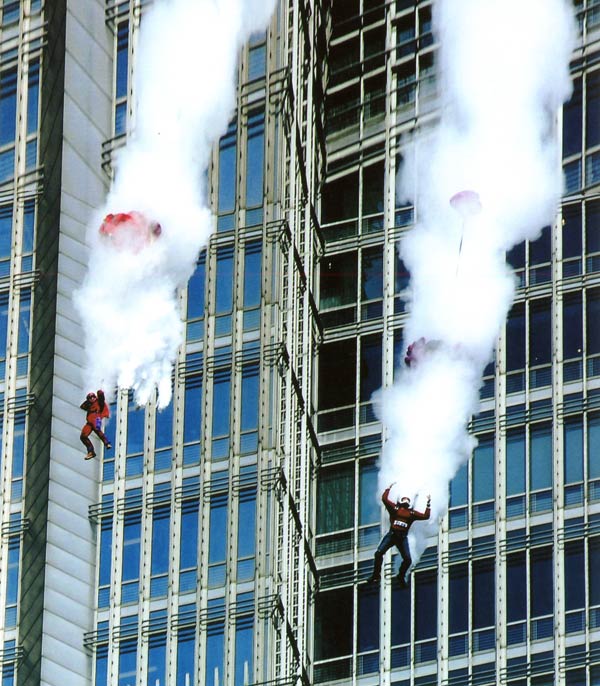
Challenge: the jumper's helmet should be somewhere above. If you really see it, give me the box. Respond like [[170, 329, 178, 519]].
[[87, 392, 97, 401], [398, 496, 411, 507]]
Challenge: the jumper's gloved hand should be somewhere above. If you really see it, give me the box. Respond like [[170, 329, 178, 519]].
[[426, 495, 431, 507]]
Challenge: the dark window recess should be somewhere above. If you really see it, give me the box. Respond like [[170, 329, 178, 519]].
[[320, 252, 358, 309], [322, 173, 358, 223], [318, 339, 356, 410], [314, 587, 354, 660], [563, 292, 582, 358], [562, 205, 582, 258], [563, 76, 582, 158]]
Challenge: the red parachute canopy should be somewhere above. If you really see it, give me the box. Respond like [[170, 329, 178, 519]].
[[449, 190, 482, 218], [99, 211, 162, 252]]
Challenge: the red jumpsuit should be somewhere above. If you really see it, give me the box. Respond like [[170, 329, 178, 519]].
[[80, 390, 111, 459], [369, 487, 430, 585]]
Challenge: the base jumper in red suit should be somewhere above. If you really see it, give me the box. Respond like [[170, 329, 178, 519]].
[[80, 390, 111, 460], [368, 485, 430, 587]]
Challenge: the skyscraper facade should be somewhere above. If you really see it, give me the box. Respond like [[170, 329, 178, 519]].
[[0, 1, 598, 686]]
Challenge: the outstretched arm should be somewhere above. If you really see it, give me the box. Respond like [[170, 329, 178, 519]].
[[382, 484, 395, 508], [411, 496, 431, 520]]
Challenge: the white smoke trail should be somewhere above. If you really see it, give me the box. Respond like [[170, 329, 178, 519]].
[[376, 0, 576, 560], [74, 0, 276, 408]]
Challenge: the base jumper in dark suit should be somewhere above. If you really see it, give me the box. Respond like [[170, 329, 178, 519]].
[[368, 485, 430, 587]]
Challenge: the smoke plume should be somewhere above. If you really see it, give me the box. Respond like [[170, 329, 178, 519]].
[[376, 0, 576, 560], [74, 0, 276, 407]]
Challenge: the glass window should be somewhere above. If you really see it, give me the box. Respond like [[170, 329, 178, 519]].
[[243, 242, 261, 308], [176, 628, 195, 686], [394, 251, 410, 295], [17, 289, 31, 355], [0, 293, 8, 361], [360, 334, 382, 402], [215, 246, 234, 314], [530, 424, 552, 491], [27, 61, 39, 134], [472, 437, 494, 502], [589, 415, 600, 480], [361, 246, 383, 300], [0, 205, 11, 261], [564, 540, 585, 610], [95, 644, 108, 686], [359, 461, 378, 525], [563, 293, 583, 358], [563, 76, 582, 157], [212, 370, 231, 438], [147, 634, 167, 686], [234, 615, 254, 686], [183, 376, 202, 444], [126, 396, 144, 455], [155, 399, 173, 450], [357, 585, 379, 651], [208, 495, 227, 565], [248, 39, 266, 81], [589, 537, 600, 607], [564, 418, 583, 484], [562, 205, 582, 259], [362, 162, 384, 216], [0, 69, 17, 146], [238, 489, 256, 563], [187, 253, 206, 320], [507, 552, 526, 621], [587, 201, 600, 254], [530, 547, 553, 617], [99, 518, 112, 589], [118, 640, 137, 686], [391, 582, 411, 645], [320, 252, 357, 309], [23, 200, 34, 254], [12, 413, 25, 483], [1, 1, 19, 25], [587, 70, 600, 149], [449, 463, 468, 507], [529, 300, 551, 366], [241, 364, 259, 433], [180, 500, 199, 571], [314, 587, 353, 660], [506, 304, 525, 371], [506, 430, 525, 495], [115, 23, 128, 135], [529, 226, 551, 265], [472, 559, 495, 628], [245, 110, 264, 208], [449, 564, 468, 633], [122, 512, 141, 582], [414, 570, 437, 640], [5, 538, 19, 626], [318, 339, 356, 410], [587, 289, 600, 355], [322, 173, 359, 223], [116, 23, 128, 99], [507, 241, 526, 271], [205, 623, 224, 686], [316, 464, 353, 534], [150, 506, 170, 577], [218, 121, 237, 213]]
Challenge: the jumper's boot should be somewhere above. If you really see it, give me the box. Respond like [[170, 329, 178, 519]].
[[366, 550, 383, 584]]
